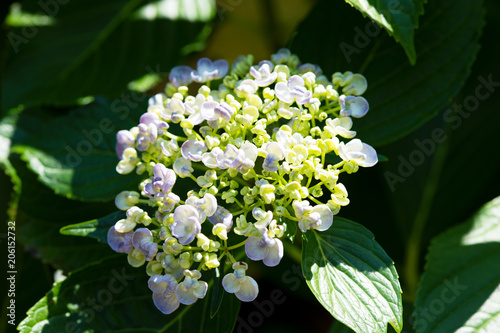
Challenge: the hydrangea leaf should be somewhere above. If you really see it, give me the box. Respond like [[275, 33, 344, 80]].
[[12, 99, 145, 201], [413, 196, 500, 332], [344, 0, 426, 64], [60, 211, 126, 243], [10, 155, 116, 272], [291, 0, 484, 146], [17, 256, 241, 333], [302, 217, 403, 333], [3, 0, 216, 110]]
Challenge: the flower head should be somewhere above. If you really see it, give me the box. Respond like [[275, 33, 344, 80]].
[[112, 49, 379, 315]]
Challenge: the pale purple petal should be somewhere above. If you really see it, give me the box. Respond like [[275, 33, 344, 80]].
[[245, 236, 269, 261], [222, 274, 241, 293], [208, 205, 233, 230], [116, 130, 135, 158], [200, 101, 219, 121], [262, 239, 283, 267], [169, 65, 194, 87], [132, 228, 158, 260], [339, 95, 369, 118], [214, 102, 234, 121], [149, 274, 180, 314], [235, 276, 259, 302], [191, 58, 229, 82], [171, 205, 201, 245], [181, 140, 207, 162], [107, 226, 133, 253]]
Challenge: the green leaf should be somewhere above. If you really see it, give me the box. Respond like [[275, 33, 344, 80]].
[[291, 0, 484, 146], [11, 155, 116, 271], [61, 210, 125, 243], [210, 266, 224, 318], [18, 256, 241, 333], [302, 217, 403, 333], [3, 0, 215, 110], [344, 0, 426, 64], [413, 196, 500, 332], [12, 99, 145, 201]]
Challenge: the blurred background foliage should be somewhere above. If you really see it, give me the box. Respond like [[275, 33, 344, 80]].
[[1, 0, 499, 332]]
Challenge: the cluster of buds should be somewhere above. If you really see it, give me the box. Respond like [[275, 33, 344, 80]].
[[108, 49, 377, 314]]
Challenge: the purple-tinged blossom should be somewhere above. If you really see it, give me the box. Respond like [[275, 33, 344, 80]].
[[116, 130, 135, 159], [171, 205, 201, 245], [324, 117, 356, 139], [191, 58, 229, 83], [140, 112, 169, 136], [275, 75, 312, 105], [107, 226, 133, 253], [200, 101, 220, 122], [338, 139, 378, 167], [144, 164, 176, 198], [160, 98, 185, 122], [201, 147, 223, 169], [297, 63, 323, 76], [136, 122, 158, 151], [215, 143, 257, 173], [339, 95, 369, 118], [160, 192, 180, 213], [181, 140, 207, 162], [208, 205, 233, 230], [214, 102, 235, 122], [250, 61, 277, 87], [293, 200, 333, 232], [263, 142, 285, 172], [185, 193, 217, 222], [173, 157, 194, 178], [148, 274, 180, 314], [245, 231, 284, 267], [132, 228, 158, 261], [237, 143, 258, 174], [169, 65, 194, 87], [222, 262, 259, 302], [271, 48, 291, 64], [175, 270, 208, 305]]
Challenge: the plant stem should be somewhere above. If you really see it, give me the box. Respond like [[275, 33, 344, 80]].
[[404, 124, 451, 300]]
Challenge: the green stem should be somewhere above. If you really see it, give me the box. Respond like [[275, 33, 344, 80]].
[[283, 240, 302, 265], [227, 240, 247, 251], [404, 124, 451, 300]]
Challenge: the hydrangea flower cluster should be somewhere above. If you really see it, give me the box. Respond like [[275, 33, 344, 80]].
[[109, 49, 377, 314]]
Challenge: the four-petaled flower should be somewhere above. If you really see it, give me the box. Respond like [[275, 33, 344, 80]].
[[275, 75, 312, 105], [149, 274, 180, 314], [191, 58, 229, 83], [171, 205, 202, 245], [175, 270, 208, 305], [222, 262, 259, 301]]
